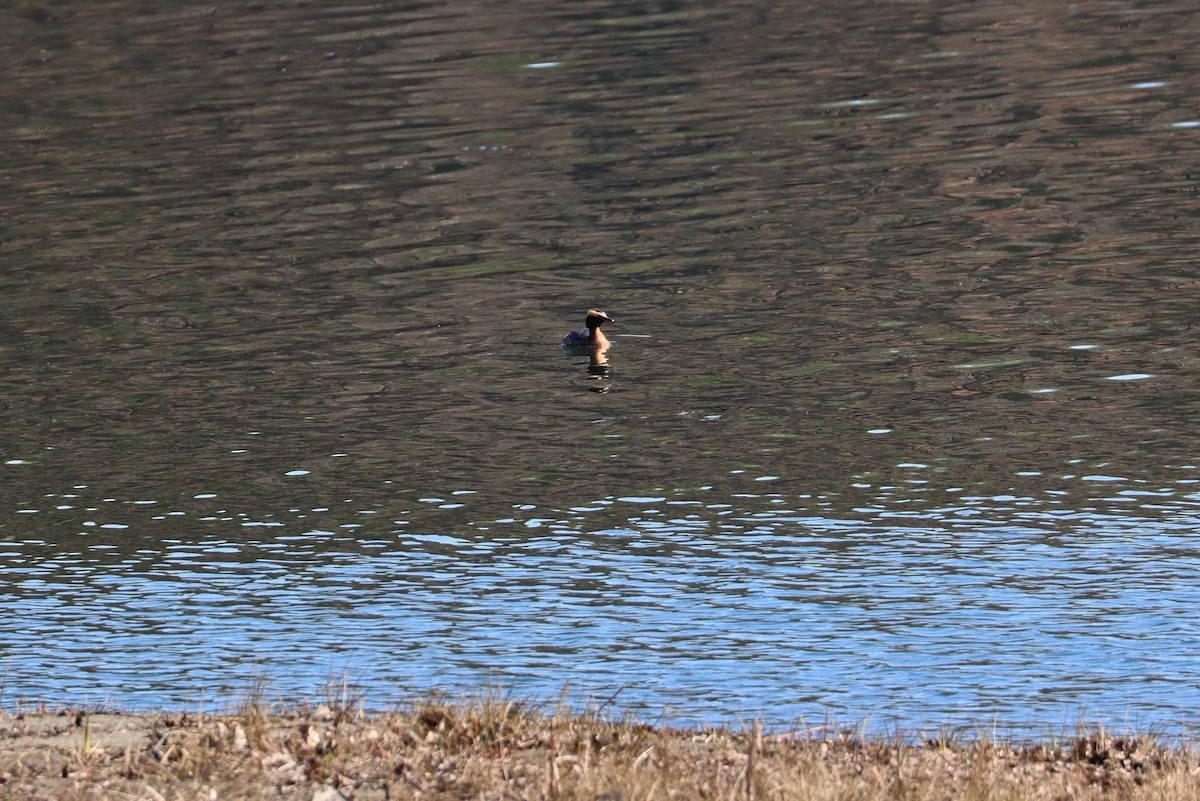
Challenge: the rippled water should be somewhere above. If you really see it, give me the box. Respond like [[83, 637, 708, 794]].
[[7, 470, 1200, 731], [4, 0, 1200, 733]]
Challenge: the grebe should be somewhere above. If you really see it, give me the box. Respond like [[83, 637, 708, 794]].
[[561, 308, 614, 352]]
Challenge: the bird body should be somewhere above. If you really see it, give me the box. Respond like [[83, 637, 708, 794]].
[[561, 308, 614, 352]]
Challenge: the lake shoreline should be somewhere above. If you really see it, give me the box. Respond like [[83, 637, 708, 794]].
[[1, 697, 1193, 800]]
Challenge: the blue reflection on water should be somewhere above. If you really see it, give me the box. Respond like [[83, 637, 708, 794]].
[[2, 471, 1200, 736]]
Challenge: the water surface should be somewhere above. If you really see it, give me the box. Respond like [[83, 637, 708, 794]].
[[3, 0, 1200, 733]]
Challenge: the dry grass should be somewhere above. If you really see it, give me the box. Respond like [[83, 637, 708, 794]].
[[1, 693, 1198, 800]]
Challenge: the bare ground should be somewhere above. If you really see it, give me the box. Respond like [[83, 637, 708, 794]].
[[1, 699, 1197, 800]]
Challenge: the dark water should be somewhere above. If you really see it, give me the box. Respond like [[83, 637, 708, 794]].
[[4, 0, 1200, 733]]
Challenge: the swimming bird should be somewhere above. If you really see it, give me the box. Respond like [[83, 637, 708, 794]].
[[561, 308, 614, 352]]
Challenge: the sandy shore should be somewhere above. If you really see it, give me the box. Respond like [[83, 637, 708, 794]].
[[1, 701, 1194, 800]]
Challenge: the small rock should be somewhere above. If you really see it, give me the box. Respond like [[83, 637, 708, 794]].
[[312, 785, 347, 801], [233, 724, 249, 751], [263, 752, 305, 784], [306, 726, 324, 750]]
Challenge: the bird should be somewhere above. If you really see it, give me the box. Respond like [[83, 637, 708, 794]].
[[561, 308, 614, 353]]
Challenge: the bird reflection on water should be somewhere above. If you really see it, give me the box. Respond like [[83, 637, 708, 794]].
[[586, 348, 611, 393]]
